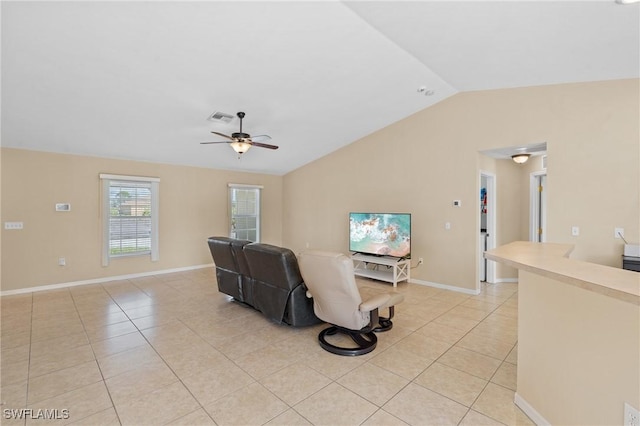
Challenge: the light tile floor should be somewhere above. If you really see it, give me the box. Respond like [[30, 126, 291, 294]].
[[1, 269, 533, 425]]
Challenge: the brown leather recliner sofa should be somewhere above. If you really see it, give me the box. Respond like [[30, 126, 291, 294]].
[[207, 236, 321, 327]]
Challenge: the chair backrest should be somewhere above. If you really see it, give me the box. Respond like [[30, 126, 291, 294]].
[[298, 250, 369, 331]]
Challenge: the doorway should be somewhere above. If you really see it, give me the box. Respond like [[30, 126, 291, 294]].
[[479, 171, 496, 284], [530, 171, 547, 242]]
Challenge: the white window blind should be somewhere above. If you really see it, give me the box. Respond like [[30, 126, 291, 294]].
[[228, 184, 262, 242], [101, 174, 159, 266]]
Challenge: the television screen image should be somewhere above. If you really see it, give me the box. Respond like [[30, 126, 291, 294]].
[[349, 212, 411, 258]]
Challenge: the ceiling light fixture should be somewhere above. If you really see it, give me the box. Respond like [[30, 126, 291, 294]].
[[512, 153, 531, 164], [230, 141, 252, 154], [615, 0, 639, 4]]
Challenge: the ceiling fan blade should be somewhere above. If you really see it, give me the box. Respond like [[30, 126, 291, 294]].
[[200, 141, 231, 145], [249, 134, 272, 143], [210, 131, 234, 140], [250, 142, 279, 150]]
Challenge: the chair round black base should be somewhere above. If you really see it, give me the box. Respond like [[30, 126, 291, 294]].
[[318, 326, 378, 356], [374, 317, 393, 332]]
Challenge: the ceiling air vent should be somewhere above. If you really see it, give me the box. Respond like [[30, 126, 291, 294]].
[[207, 111, 234, 123]]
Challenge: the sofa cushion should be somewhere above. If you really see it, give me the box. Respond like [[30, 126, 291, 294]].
[[207, 236, 253, 302], [229, 238, 252, 276], [207, 237, 237, 271], [243, 243, 304, 291]]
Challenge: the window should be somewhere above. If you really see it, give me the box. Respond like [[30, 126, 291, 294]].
[[101, 174, 159, 266], [228, 184, 262, 242]]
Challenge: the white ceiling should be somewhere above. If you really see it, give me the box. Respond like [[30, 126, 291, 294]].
[[2, 1, 638, 175]]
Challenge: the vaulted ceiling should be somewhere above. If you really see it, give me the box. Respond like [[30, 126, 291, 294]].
[[2, 1, 638, 175]]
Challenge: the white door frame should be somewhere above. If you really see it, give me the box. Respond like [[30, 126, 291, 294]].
[[529, 171, 547, 242], [479, 170, 497, 284]]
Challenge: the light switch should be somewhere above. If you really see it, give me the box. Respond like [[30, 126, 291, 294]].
[[55, 203, 71, 212], [571, 226, 579, 236]]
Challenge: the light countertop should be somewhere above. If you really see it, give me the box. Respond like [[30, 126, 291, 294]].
[[485, 241, 640, 305]]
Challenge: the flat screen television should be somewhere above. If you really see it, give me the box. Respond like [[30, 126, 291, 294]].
[[349, 212, 411, 258]]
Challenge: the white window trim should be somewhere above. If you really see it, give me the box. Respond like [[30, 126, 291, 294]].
[[100, 174, 160, 266], [227, 183, 264, 189], [100, 174, 160, 183], [228, 183, 262, 242]]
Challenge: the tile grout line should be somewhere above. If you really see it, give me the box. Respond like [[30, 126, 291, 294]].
[[70, 284, 124, 426], [110, 279, 216, 426], [363, 281, 519, 425], [6, 273, 524, 426]]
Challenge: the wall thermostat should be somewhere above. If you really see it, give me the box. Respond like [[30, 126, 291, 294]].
[[55, 203, 71, 212]]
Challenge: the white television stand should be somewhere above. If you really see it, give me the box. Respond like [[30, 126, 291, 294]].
[[351, 253, 410, 288]]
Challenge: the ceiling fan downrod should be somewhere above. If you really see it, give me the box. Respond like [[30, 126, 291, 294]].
[[233, 112, 249, 139]]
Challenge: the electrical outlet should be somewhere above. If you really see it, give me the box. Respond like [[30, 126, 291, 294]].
[[625, 403, 640, 426], [615, 227, 625, 239], [4, 222, 23, 230], [418, 257, 424, 265], [58, 257, 66, 266]]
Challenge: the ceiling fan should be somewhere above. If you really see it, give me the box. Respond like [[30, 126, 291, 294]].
[[201, 111, 278, 155]]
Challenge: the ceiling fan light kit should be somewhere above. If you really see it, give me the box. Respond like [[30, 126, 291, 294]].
[[200, 111, 278, 156], [230, 141, 252, 154]]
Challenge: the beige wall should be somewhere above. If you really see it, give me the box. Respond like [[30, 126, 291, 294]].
[[1, 148, 283, 292], [283, 79, 639, 292], [547, 81, 640, 265], [517, 270, 639, 425], [494, 159, 524, 280], [0, 148, 2, 292], [496, 159, 526, 252], [492, 155, 547, 280], [518, 155, 546, 241], [2, 79, 637, 293]]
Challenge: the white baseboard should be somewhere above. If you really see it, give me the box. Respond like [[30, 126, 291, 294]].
[[514, 393, 550, 426], [409, 278, 481, 295], [494, 278, 518, 284], [0, 264, 214, 296]]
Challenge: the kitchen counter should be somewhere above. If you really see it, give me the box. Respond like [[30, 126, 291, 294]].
[[485, 241, 639, 305], [484, 241, 639, 425]]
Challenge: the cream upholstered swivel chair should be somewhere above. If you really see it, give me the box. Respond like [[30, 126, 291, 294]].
[[298, 250, 405, 356]]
